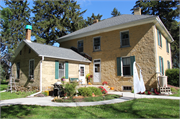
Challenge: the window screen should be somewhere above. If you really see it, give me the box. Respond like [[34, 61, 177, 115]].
[[121, 31, 129, 46]]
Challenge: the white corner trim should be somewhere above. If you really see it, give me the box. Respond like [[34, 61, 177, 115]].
[[153, 25, 159, 73]]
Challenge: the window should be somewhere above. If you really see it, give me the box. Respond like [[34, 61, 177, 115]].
[[159, 56, 164, 75], [16, 62, 20, 79], [157, 29, 162, 47], [77, 40, 83, 52], [123, 86, 132, 91], [59, 62, 64, 79], [166, 39, 169, 53], [117, 56, 135, 76], [120, 31, 130, 47], [20, 50, 22, 55], [122, 57, 131, 76], [93, 37, 101, 51], [167, 61, 170, 69], [29, 59, 34, 78], [29, 48, 31, 53]]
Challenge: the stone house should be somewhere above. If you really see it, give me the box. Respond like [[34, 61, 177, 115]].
[[12, 8, 173, 92], [56, 8, 173, 91]]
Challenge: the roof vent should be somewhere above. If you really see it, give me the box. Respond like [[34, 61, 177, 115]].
[[134, 7, 141, 15], [25, 25, 32, 42]]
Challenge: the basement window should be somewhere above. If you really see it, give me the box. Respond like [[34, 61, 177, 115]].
[[123, 86, 132, 91]]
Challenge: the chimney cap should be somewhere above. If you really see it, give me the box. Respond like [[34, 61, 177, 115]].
[[25, 25, 32, 30]]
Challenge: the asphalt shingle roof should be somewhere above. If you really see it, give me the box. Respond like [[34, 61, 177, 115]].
[[24, 40, 90, 62], [57, 14, 155, 40]]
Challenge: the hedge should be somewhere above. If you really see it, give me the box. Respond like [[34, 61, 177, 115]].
[[165, 69, 179, 87]]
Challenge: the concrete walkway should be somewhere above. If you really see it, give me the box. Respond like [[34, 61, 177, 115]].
[[0, 92, 179, 107]]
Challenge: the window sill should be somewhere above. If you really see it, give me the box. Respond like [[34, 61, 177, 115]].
[[93, 50, 101, 52], [122, 76, 132, 78], [120, 45, 131, 48]]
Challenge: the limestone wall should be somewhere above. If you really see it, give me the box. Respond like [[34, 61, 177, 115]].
[[12, 44, 41, 89], [60, 23, 157, 91], [42, 58, 89, 90]]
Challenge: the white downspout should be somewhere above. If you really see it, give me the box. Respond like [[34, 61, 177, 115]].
[[29, 56, 44, 97]]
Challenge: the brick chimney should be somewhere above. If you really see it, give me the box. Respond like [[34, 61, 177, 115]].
[[93, 19, 98, 24], [25, 25, 32, 41], [134, 7, 141, 15]]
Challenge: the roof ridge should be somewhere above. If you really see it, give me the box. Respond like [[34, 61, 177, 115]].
[[24, 40, 73, 51]]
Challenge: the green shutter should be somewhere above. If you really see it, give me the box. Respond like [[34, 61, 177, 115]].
[[157, 30, 160, 46], [167, 61, 170, 69], [117, 57, 121, 76], [130, 56, 135, 76], [55, 61, 59, 79], [160, 32, 162, 47], [162, 57, 164, 75], [65, 62, 68, 79], [166, 40, 169, 53], [159, 56, 162, 75]]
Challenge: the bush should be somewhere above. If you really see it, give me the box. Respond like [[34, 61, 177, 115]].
[[165, 69, 179, 87], [171, 87, 177, 92], [42, 91, 49, 96], [87, 87, 102, 96], [78, 87, 92, 97], [64, 82, 77, 97]]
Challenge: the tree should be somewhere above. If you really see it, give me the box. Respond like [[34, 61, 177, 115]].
[[132, 1, 180, 68], [0, 0, 31, 79], [85, 13, 103, 26], [111, 8, 121, 17], [32, 0, 86, 45]]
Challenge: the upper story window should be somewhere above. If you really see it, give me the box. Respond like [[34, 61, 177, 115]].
[[157, 29, 162, 47], [166, 39, 169, 53], [16, 62, 20, 79], [29, 59, 34, 78], [77, 40, 83, 52], [120, 31, 130, 47], [20, 50, 22, 55], [29, 48, 31, 53], [93, 37, 101, 51]]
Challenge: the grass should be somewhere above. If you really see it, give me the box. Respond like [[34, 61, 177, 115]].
[[0, 84, 8, 91], [54, 94, 121, 102], [170, 88, 180, 97], [1, 98, 179, 118], [0, 91, 36, 100]]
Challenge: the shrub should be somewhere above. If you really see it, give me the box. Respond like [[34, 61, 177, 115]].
[[64, 82, 77, 97], [78, 87, 92, 97], [42, 91, 48, 96], [165, 69, 179, 87], [87, 87, 102, 96], [171, 87, 177, 92]]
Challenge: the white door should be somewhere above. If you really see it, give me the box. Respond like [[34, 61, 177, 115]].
[[79, 65, 85, 84], [93, 59, 101, 82]]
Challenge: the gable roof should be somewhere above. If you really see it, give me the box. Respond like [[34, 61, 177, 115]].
[[56, 14, 174, 43], [12, 40, 91, 63]]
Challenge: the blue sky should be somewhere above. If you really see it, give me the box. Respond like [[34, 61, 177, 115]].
[[0, 0, 137, 46]]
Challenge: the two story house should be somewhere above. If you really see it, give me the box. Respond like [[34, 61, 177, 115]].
[[56, 8, 173, 91]]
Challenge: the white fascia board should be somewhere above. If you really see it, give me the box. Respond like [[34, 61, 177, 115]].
[[155, 17, 174, 43], [57, 16, 157, 43], [39, 55, 91, 63]]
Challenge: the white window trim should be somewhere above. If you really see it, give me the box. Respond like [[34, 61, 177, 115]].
[[121, 56, 131, 76], [77, 40, 83, 52], [59, 61, 65, 79], [29, 59, 35, 78], [93, 36, 101, 51], [120, 30, 130, 48]]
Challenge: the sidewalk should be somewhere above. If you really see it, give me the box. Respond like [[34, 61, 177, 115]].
[[0, 92, 179, 107]]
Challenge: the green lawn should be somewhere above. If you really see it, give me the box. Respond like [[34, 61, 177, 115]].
[[0, 91, 36, 100], [170, 89, 180, 97], [0, 84, 8, 91], [1, 98, 179, 118]]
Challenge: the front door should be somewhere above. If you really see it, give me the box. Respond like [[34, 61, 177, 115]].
[[79, 64, 85, 84], [93, 59, 101, 82]]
